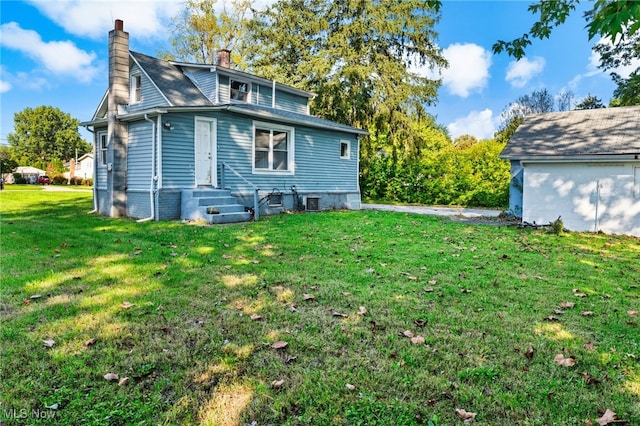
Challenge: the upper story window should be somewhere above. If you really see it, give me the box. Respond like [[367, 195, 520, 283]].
[[253, 122, 294, 174], [230, 79, 250, 102], [130, 74, 142, 103], [98, 131, 108, 166], [340, 140, 351, 159]]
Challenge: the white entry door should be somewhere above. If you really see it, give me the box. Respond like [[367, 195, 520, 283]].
[[194, 117, 217, 186]]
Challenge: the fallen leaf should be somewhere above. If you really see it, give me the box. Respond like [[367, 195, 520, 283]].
[[455, 408, 477, 422], [357, 306, 367, 316], [627, 310, 638, 317], [584, 342, 597, 351], [559, 301, 575, 309], [331, 310, 348, 318], [22, 299, 32, 306], [595, 409, 617, 425], [410, 335, 425, 345], [104, 373, 119, 381], [43, 339, 55, 348], [572, 289, 587, 297], [341, 292, 352, 296], [543, 315, 560, 322], [271, 341, 288, 349], [554, 354, 576, 367], [222, 254, 232, 259], [460, 289, 472, 293], [578, 372, 600, 385], [118, 377, 129, 386], [424, 287, 434, 293], [303, 293, 315, 301], [414, 319, 427, 327], [250, 314, 263, 321], [402, 330, 415, 338], [156, 305, 165, 311], [271, 379, 285, 389], [345, 383, 356, 390], [85, 338, 97, 346], [30, 294, 42, 300], [120, 301, 134, 309], [428, 280, 437, 285], [580, 311, 594, 317], [524, 348, 535, 359]]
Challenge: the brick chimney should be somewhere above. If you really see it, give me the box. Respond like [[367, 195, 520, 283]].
[[107, 19, 129, 217], [217, 49, 231, 68]]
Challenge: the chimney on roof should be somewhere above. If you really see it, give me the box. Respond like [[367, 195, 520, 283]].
[[217, 49, 231, 68]]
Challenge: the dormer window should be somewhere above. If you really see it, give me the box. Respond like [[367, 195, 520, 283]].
[[230, 79, 250, 102], [130, 74, 142, 103]]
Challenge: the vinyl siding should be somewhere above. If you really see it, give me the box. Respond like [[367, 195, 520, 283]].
[[128, 62, 169, 111], [161, 113, 197, 188], [218, 75, 230, 103], [126, 120, 153, 190], [274, 90, 308, 114], [184, 69, 217, 104], [254, 84, 273, 107]]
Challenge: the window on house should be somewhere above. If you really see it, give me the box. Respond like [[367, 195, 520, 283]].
[[253, 123, 293, 173], [230, 80, 250, 102], [98, 131, 108, 166], [130, 74, 142, 103], [340, 140, 351, 159]]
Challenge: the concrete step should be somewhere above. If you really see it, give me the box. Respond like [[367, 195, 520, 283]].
[[207, 211, 253, 224], [192, 189, 231, 198], [202, 204, 247, 214], [198, 196, 238, 206]]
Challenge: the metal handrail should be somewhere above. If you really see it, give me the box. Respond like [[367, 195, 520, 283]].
[[220, 162, 260, 220]]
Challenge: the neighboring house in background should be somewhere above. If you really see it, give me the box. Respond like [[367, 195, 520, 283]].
[[500, 106, 640, 236], [81, 20, 366, 223], [65, 153, 94, 181], [13, 166, 47, 184]]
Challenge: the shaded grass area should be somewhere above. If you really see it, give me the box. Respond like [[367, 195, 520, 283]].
[[1, 190, 638, 425]]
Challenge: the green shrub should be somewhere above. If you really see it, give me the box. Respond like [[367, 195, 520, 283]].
[[52, 174, 66, 185], [82, 178, 93, 186], [12, 173, 26, 184]]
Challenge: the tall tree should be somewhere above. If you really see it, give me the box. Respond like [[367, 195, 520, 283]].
[[574, 94, 606, 109], [0, 145, 18, 176], [556, 89, 574, 111], [162, 0, 253, 68], [7, 106, 90, 170], [496, 88, 556, 144], [248, 0, 446, 170]]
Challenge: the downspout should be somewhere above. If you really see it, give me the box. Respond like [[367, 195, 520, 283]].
[[137, 114, 156, 222], [156, 114, 163, 218], [85, 126, 98, 213], [272, 80, 276, 108], [594, 179, 600, 233]]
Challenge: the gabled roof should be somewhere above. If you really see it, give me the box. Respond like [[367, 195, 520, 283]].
[[131, 51, 213, 107], [500, 106, 640, 159]]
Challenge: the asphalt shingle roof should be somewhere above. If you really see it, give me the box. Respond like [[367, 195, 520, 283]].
[[131, 51, 213, 107], [500, 106, 640, 158]]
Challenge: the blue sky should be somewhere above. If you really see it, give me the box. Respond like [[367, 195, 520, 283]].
[[1, 0, 637, 146]]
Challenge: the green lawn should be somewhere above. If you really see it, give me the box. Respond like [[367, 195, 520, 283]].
[[1, 190, 638, 425]]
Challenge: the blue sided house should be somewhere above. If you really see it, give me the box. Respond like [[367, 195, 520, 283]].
[[81, 20, 367, 223]]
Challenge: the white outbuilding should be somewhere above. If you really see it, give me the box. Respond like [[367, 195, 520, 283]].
[[500, 106, 640, 237]]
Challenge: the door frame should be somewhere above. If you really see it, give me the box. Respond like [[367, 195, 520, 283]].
[[194, 116, 217, 186]]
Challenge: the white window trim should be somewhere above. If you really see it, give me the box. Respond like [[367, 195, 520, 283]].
[[252, 121, 295, 176], [98, 131, 108, 166], [634, 166, 640, 198], [130, 73, 142, 104], [230, 79, 251, 103], [340, 140, 351, 160]]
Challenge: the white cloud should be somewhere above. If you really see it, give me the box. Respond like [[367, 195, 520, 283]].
[[440, 43, 492, 98], [0, 22, 100, 82], [0, 80, 12, 94], [569, 37, 640, 90], [447, 109, 497, 140], [505, 56, 545, 88], [26, 0, 183, 41]]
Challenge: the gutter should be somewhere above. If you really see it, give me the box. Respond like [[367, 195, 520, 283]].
[[502, 154, 639, 164], [84, 126, 98, 213]]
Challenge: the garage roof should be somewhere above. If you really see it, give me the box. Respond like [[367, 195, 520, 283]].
[[500, 106, 640, 159]]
